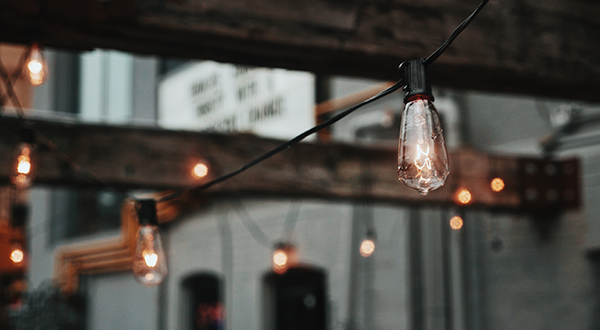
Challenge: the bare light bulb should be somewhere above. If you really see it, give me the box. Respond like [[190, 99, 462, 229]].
[[491, 178, 505, 192], [398, 95, 449, 195], [273, 249, 289, 274], [359, 238, 375, 258], [193, 163, 209, 178], [10, 243, 24, 264], [26, 44, 47, 86], [133, 200, 167, 286], [11, 128, 36, 189], [449, 215, 463, 230]]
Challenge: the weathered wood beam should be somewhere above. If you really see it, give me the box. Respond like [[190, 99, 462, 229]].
[[0, 116, 530, 208], [0, 0, 599, 102]]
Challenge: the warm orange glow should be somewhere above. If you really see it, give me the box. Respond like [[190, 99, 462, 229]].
[[142, 250, 158, 267], [17, 155, 31, 174], [456, 188, 472, 205], [359, 239, 375, 258], [145, 273, 155, 281], [27, 45, 46, 86], [449, 216, 463, 230], [273, 249, 288, 273], [491, 178, 505, 192], [10, 249, 24, 264], [193, 163, 209, 178]]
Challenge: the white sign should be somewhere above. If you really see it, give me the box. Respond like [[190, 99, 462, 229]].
[[158, 61, 315, 140]]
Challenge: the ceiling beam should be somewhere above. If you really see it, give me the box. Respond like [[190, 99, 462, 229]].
[[1, 116, 581, 209], [0, 0, 599, 102]]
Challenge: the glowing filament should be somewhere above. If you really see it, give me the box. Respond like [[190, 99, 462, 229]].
[[28, 60, 42, 74], [359, 239, 375, 258], [273, 250, 288, 268], [143, 250, 158, 267], [10, 249, 24, 264], [17, 155, 31, 174]]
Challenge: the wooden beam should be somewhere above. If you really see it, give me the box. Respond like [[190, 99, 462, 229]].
[[0, 0, 599, 102], [0, 116, 527, 208]]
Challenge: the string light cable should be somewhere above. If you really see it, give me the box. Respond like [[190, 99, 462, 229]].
[[1, 0, 491, 206]]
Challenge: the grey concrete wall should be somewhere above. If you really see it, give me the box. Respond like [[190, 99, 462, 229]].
[[86, 272, 160, 330]]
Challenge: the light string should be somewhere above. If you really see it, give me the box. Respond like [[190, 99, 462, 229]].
[[0, 0, 490, 209]]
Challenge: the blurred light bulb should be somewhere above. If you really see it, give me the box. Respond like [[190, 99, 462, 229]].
[[449, 216, 463, 230], [26, 44, 46, 86], [11, 128, 36, 189], [134, 224, 167, 286], [273, 249, 288, 274], [398, 96, 449, 195], [359, 238, 375, 258], [133, 200, 167, 287], [193, 163, 209, 178], [491, 178, 505, 192], [455, 188, 472, 205], [10, 246, 24, 264]]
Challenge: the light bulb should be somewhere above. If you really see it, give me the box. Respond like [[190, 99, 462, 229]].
[[133, 200, 167, 286], [193, 162, 209, 178], [449, 215, 463, 230], [491, 178, 505, 192], [26, 44, 47, 86], [11, 128, 36, 189], [398, 95, 449, 195], [273, 249, 288, 274], [455, 188, 472, 205], [10, 243, 24, 264], [359, 238, 375, 258]]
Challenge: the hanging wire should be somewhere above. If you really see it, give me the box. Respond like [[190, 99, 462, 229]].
[[157, 80, 404, 203], [423, 0, 490, 66], [229, 197, 272, 248], [280, 199, 301, 242], [0, 46, 31, 120]]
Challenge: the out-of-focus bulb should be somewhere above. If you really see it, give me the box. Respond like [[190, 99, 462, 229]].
[[449, 216, 463, 230], [26, 44, 46, 86], [491, 178, 505, 192], [359, 238, 375, 258], [273, 249, 288, 274], [10, 247, 24, 264], [133, 199, 167, 287], [11, 128, 36, 189], [134, 224, 167, 286], [398, 95, 449, 195], [455, 188, 472, 205], [193, 163, 209, 178]]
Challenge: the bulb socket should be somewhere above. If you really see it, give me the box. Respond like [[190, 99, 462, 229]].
[[399, 59, 434, 103], [137, 199, 158, 226], [20, 127, 36, 144]]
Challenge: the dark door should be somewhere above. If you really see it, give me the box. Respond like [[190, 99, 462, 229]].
[[263, 267, 327, 330]]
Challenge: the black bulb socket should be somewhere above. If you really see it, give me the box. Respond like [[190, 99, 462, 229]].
[[399, 59, 434, 103], [137, 199, 158, 226], [20, 127, 36, 144]]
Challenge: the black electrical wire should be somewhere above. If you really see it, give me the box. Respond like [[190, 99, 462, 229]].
[[423, 0, 490, 66], [157, 80, 404, 203]]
